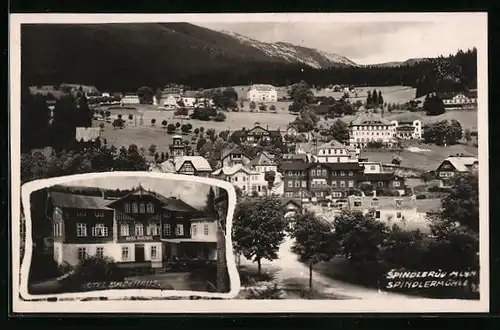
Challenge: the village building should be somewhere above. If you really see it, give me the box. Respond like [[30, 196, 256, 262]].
[[248, 151, 283, 196], [388, 113, 424, 140], [435, 154, 479, 178], [169, 135, 187, 158], [440, 90, 478, 109], [173, 156, 212, 177], [281, 162, 364, 200], [247, 84, 278, 103], [211, 164, 257, 195], [357, 172, 406, 195], [348, 112, 396, 148], [346, 195, 431, 232], [75, 127, 101, 143], [315, 140, 359, 163], [359, 161, 384, 174], [120, 94, 140, 105], [220, 146, 252, 168], [281, 153, 309, 164], [47, 186, 216, 268], [231, 123, 283, 145]]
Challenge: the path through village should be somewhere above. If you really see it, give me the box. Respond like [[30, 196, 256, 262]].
[[238, 236, 416, 300]]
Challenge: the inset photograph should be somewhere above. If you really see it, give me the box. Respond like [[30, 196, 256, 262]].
[[21, 174, 237, 299]]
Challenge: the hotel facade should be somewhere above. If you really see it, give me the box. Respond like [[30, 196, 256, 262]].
[[47, 186, 218, 268]]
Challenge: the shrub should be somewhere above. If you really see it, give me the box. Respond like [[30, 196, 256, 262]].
[[416, 194, 427, 200], [245, 282, 284, 299], [61, 256, 125, 291]]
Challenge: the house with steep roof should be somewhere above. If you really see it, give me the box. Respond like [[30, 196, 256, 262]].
[[435, 154, 479, 179], [169, 135, 187, 158], [282, 153, 309, 164], [315, 139, 359, 163], [173, 156, 212, 177], [212, 164, 258, 195], [220, 146, 252, 168], [348, 112, 396, 148], [46, 185, 215, 268], [357, 172, 406, 195], [247, 84, 278, 103], [120, 93, 140, 105], [439, 90, 477, 109]]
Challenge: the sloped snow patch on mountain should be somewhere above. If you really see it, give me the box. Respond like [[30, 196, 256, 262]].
[[220, 30, 358, 68]]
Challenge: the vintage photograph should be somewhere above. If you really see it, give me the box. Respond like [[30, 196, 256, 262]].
[[21, 174, 235, 299], [12, 13, 488, 312]]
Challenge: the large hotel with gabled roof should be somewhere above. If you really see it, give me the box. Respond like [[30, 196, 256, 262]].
[[46, 184, 221, 268]]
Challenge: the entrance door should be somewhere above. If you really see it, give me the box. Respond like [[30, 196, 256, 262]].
[[135, 244, 145, 262]]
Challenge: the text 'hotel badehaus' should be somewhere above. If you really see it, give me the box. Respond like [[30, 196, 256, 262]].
[[46, 185, 220, 267]]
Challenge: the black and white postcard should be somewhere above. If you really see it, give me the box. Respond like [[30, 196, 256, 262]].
[[11, 12, 489, 313]]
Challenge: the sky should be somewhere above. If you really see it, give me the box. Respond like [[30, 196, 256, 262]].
[[61, 176, 211, 209], [196, 21, 482, 65]]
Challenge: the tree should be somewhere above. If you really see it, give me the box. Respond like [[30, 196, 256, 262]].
[[391, 155, 402, 166], [105, 110, 111, 118], [194, 128, 200, 135], [333, 210, 389, 265], [117, 114, 122, 119], [175, 122, 181, 128], [161, 120, 167, 128], [62, 256, 125, 290], [180, 124, 189, 134], [423, 120, 463, 146], [259, 103, 267, 111], [167, 124, 176, 134], [186, 123, 193, 131], [99, 123, 105, 130], [366, 91, 372, 108], [128, 114, 133, 121], [148, 144, 157, 156], [151, 118, 156, 126], [239, 100, 245, 108], [175, 107, 189, 117], [249, 101, 257, 111], [423, 94, 446, 116], [329, 119, 349, 144], [200, 127, 205, 133], [264, 170, 276, 195], [372, 89, 378, 105], [137, 86, 154, 104], [269, 104, 276, 111], [233, 196, 287, 274], [196, 137, 207, 152], [290, 210, 337, 289], [378, 91, 384, 106], [219, 130, 230, 141], [464, 129, 472, 144]]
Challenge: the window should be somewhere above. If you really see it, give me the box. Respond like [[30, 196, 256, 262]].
[[135, 223, 144, 236], [396, 200, 402, 208], [147, 223, 160, 236], [295, 181, 300, 188], [311, 169, 316, 176], [375, 211, 381, 219], [163, 224, 171, 236], [77, 212, 87, 217], [393, 181, 401, 187], [132, 202, 138, 213], [348, 171, 353, 176], [163, 212, 170, 218], [340, 171, 345, 176], [348, 180, 354, 188], [332, 171, 337, 176], [92, 224, 108, 237], [54, 246, 60, 261], [151, 246, 158, 259], [78, 247, 87, 261], [139, 203, 145, 213], [354, 201, 362, 207], [146, 202, 154, 213], [331, 180, 337, 188], [378, 181, 384, 187], [120, 224, 130, 236], [96, 247, 104, 258], [77, 223, 87, 237], [176, 224, 184, 236], [95, 211, 105, 218], [204, 224, 209, 236], [192, 224, 197, 236], [340, 181, 346, 188], [124, 203, 131, 213], [337, 157, 341, 162], [322, 169, 327, 176], [396, 212, 402, 219], [302, 180, 307, 188], [371, 198, 379, 207], [121, 246, 129, 261], [332, 192, 343, 198]]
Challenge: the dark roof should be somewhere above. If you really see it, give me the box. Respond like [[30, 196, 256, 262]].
[[280, 198, 302, 208], [283, 153, 308, 161], [322, 163, 365, 170], [49, 191, 110, 210], [358, 173, 399, 181], [221, 146, 250, 160], [153, 194, 200, 213], [281, 162, 312, 170]]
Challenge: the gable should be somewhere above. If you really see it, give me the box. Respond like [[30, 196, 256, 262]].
[[179, 160, 195, 172], [247, 126, 270, 136], [437, 160, 457, 172]]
